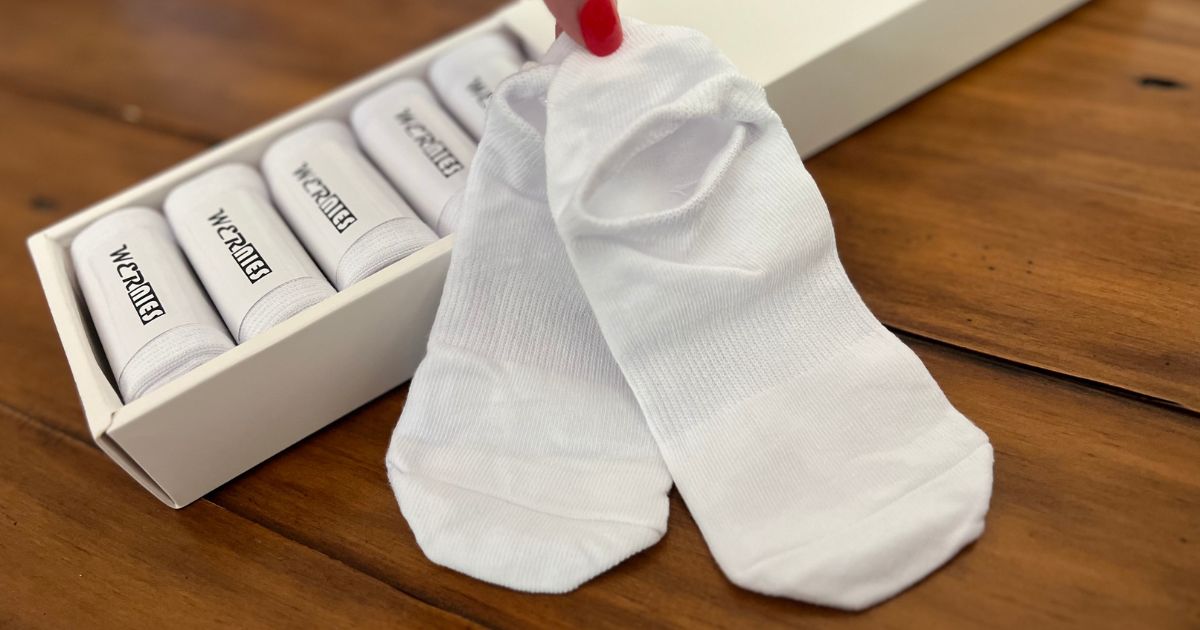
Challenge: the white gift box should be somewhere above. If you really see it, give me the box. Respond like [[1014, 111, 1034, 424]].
[[27, 0, 1087, 508]]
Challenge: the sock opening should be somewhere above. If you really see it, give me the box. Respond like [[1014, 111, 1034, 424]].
[[508, 90, 547, 135], [583, 116, 744, 223], [491, 66, 554, 137]]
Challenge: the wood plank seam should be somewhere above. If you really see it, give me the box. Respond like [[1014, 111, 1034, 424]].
[[892, 329, 1200, 419], [209, 499, 503, 629]]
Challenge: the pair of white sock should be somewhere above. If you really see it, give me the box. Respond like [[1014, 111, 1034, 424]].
[[387, 22, 992, 611]]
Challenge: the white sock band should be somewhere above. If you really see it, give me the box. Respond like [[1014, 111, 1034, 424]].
[[118, 324, 233, 400]]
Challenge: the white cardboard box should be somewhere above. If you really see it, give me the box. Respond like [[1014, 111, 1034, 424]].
[[28, 0, 1087, 508]]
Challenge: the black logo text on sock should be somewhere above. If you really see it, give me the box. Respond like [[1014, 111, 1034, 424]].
[[292, 162, 358, 233], [208, 208, 273, 283], [467, 77, 492, 109], [109, 244, 166, 325], [395, 108, 466, 178]]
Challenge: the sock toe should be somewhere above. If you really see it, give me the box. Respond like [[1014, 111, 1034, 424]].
[[726, 442, 994, 610], [389, 468, 665, 593]]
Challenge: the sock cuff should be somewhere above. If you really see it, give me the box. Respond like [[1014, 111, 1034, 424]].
[[118, 324, 233, 400], [335, 217, 435, 288], [238, 276, 335, 342]]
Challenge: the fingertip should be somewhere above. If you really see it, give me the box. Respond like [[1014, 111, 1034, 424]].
[[578, 0, 622, 56]]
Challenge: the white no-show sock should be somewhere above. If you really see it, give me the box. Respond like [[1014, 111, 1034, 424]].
[[386, 64, 671, 593], [541, 23, 993, 610]]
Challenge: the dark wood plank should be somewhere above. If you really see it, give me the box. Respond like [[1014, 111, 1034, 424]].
[[0, 404, 478, 629], [0, 89, 207, 440], [809, 2, 1200, 409], [205, 340, 1200, 629], [0, 0, 508, 141], [1, 0, 1196, 409]]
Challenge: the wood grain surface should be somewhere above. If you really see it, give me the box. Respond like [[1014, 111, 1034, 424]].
[[0, 405, 477, 629], [809, 2, 1200, 410], [1, 0, 1197, 627]]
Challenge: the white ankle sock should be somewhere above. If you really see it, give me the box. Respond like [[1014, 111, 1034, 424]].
[[541, 23, 993, 610], [386, 64, 672, 593]]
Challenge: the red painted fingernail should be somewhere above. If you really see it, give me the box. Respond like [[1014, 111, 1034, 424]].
[[578, 0, 622, 56]]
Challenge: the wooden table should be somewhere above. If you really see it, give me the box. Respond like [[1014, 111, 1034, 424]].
[[1, 1, 1197, 627]]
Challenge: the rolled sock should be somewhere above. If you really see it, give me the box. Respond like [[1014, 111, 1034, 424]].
[[427, 32, 524, 139], [352, 79, 476, 235], [261, 120, 436, 290], [71, 207, 233, 402], [386, 64, 671, 593], [542, 23, 993, 610], [164, 164, 335, 343]]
